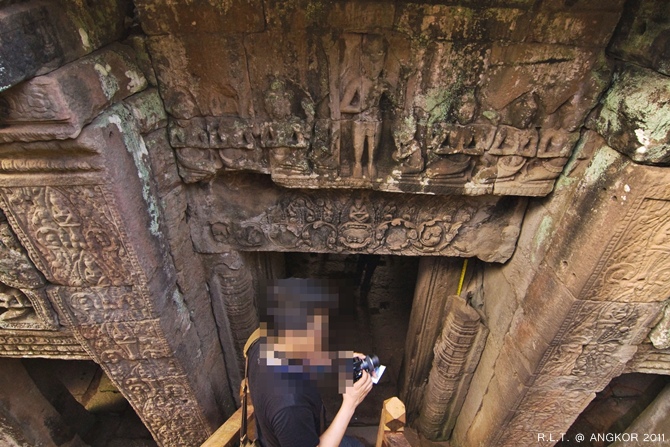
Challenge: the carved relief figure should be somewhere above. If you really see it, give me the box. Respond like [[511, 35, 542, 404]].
[[0, 283, 37, 326], [1, 186, 133, 287], [263, 78, 314, 175], [425, 91, 480, 181], [340, 35, 389, 179], [392, 110, 425, 174]]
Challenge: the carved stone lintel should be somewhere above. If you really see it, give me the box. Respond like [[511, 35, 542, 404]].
[[189, 174, 526, 263]]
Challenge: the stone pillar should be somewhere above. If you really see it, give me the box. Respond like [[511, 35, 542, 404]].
[[418, 295, 487, 440], [453, 141, 670, 446], [399, 257, 462, 421], [205, 251, 260, 389]]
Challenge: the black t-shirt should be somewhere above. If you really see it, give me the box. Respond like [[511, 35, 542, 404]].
[[247, 341, 325, 447]]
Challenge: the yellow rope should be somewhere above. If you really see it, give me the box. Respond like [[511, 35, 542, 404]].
[[456, 258, 468, 296]]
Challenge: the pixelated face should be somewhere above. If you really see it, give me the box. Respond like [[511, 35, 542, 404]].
[[264, 313, 327, 358]]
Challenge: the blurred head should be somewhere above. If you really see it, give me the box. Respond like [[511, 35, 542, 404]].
[[259, 278, 340, 363]]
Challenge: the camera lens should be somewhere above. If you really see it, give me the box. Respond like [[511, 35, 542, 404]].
[[352, 354, 379, 382]]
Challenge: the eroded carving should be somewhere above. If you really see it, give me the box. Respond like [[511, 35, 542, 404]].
[[0, 284, 38, 328], [189, 174, 526, 262], [0, 331, 88, 359], [155, 12, 610, 197], [208, 252, 259, 375], [0, 186, 134, 287], [0, 285, 57, 330], [0, 44, 147, 143], [52, 283, 212, 444], [418, 295, 486, 441], [56, 287, 152, 325], [586, 199, 670, 305], [0, 211, 46, 289]]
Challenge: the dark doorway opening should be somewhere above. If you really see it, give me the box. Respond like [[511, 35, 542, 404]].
[[283, 252, 420, 429], [20, 358, 156, 447], [556, 372, 670, 447]]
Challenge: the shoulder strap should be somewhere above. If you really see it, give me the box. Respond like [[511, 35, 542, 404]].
[[241, 328, 261, 445], [244, 328, 261, 358]]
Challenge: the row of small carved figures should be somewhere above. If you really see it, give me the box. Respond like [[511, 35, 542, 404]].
[[168, 117, 579, 159]]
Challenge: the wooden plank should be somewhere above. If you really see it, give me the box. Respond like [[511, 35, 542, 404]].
[[200, 404, 255, 447]]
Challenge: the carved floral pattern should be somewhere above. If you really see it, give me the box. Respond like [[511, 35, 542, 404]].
[[210, 195, 478, 255], [0, 186, 135, 287]]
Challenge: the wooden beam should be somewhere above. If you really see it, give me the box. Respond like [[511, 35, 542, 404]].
[[200, 404, 255, 447]]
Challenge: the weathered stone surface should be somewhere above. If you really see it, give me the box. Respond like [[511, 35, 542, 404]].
[[418, 295, 486, 441], [135, 0, 265, 36], [204, 251, 259, 381], [0, 0, 130, 91], [137, 0, 620, 197], [0, 211, 45, 289], [610, 384, 670, 447], [0, 44, 147, 143], [0, 105, 225, 445], [608, 0, 670, 76], [594, 65, 670, 165], [455, 146, 670, 447], [650, 303, 670, 350], [3, 2, 670, 447], [141, 124, 239, 418], [399, 258, 463, 422], [187, 173, 526, 262], [625, 343, 670, 375], [123, 89, 168, 135]]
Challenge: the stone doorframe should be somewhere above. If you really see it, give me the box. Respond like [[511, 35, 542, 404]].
[[452, 143, 670, 446], [0, 47, 233, 443]]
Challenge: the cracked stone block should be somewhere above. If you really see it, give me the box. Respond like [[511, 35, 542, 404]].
[[0, 0, 130, 91], [0, 43, 147, 143]]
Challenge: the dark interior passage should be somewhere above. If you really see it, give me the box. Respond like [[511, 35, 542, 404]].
[[556, 373, 670, 447], [19, 359, 156, 447], [284, 253, 420, 427]]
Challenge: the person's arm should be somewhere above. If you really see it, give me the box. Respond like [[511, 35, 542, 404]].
[[318, 369, 373, 447]]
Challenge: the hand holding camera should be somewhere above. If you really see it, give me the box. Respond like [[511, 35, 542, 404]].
[[352, 353, 385, 384]]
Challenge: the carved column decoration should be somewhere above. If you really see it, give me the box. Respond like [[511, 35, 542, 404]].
[[0, 75, 219, 444], [206, 251, 259, 381], [418, 295, 487, 440], [399, 257, 461, 421]]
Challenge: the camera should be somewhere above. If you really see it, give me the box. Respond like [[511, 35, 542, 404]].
[[353, 354, 380, 382]]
